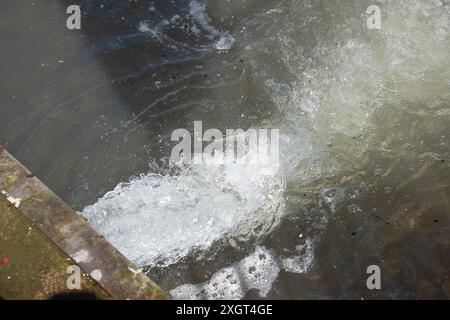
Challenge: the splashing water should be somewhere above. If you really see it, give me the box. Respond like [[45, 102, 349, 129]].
[[81, 0, 450, 297], [82, 146, 285, 267]]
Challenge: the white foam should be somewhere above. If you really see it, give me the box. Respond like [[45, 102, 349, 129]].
[[188, 0, 235, 50], [214, 34, 236, 51], [170, 246, 281, 300], [138, 21, 164, 42], [170, 242, 315, 300], [82, 149, 285, 267], [281, 238, 315, 274], [138, 1, 235, 50], [262, 0, 450, 182]]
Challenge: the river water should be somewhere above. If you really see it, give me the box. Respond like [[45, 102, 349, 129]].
[[0, 0, 449, 299]]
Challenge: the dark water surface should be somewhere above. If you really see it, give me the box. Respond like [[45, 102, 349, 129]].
[[0, 0, 449, 299]]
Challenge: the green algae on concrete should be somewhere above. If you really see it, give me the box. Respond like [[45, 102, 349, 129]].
[[0, 148, 169, 299], [0, 195, 109, 299]]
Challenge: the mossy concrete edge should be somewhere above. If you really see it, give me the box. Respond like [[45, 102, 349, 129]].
[[0, 147, 169, 300]]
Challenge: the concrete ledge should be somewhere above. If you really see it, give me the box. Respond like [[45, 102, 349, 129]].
[[0, 147, 168, 299], [0, 195, 109, 299]]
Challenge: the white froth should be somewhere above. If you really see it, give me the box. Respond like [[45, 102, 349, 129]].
[[138, 1, 235, 50], [170, 246, 281, 300], [281, 238, 315, 274], [266, 0, 450, 181], [170, 242, 315, 300], [214, 34, 236, 51], [189, 1, 235, 50], [82, 151, 284, 267], [138, 21, 165, 42]]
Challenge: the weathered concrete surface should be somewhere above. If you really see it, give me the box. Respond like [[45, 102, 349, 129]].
[[0, 147, 168, 299], [0, 195, 109, 299]]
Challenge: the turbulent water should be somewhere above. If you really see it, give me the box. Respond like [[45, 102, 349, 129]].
[[1, 0, 449, 299], [80, 0, 450, 298]]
